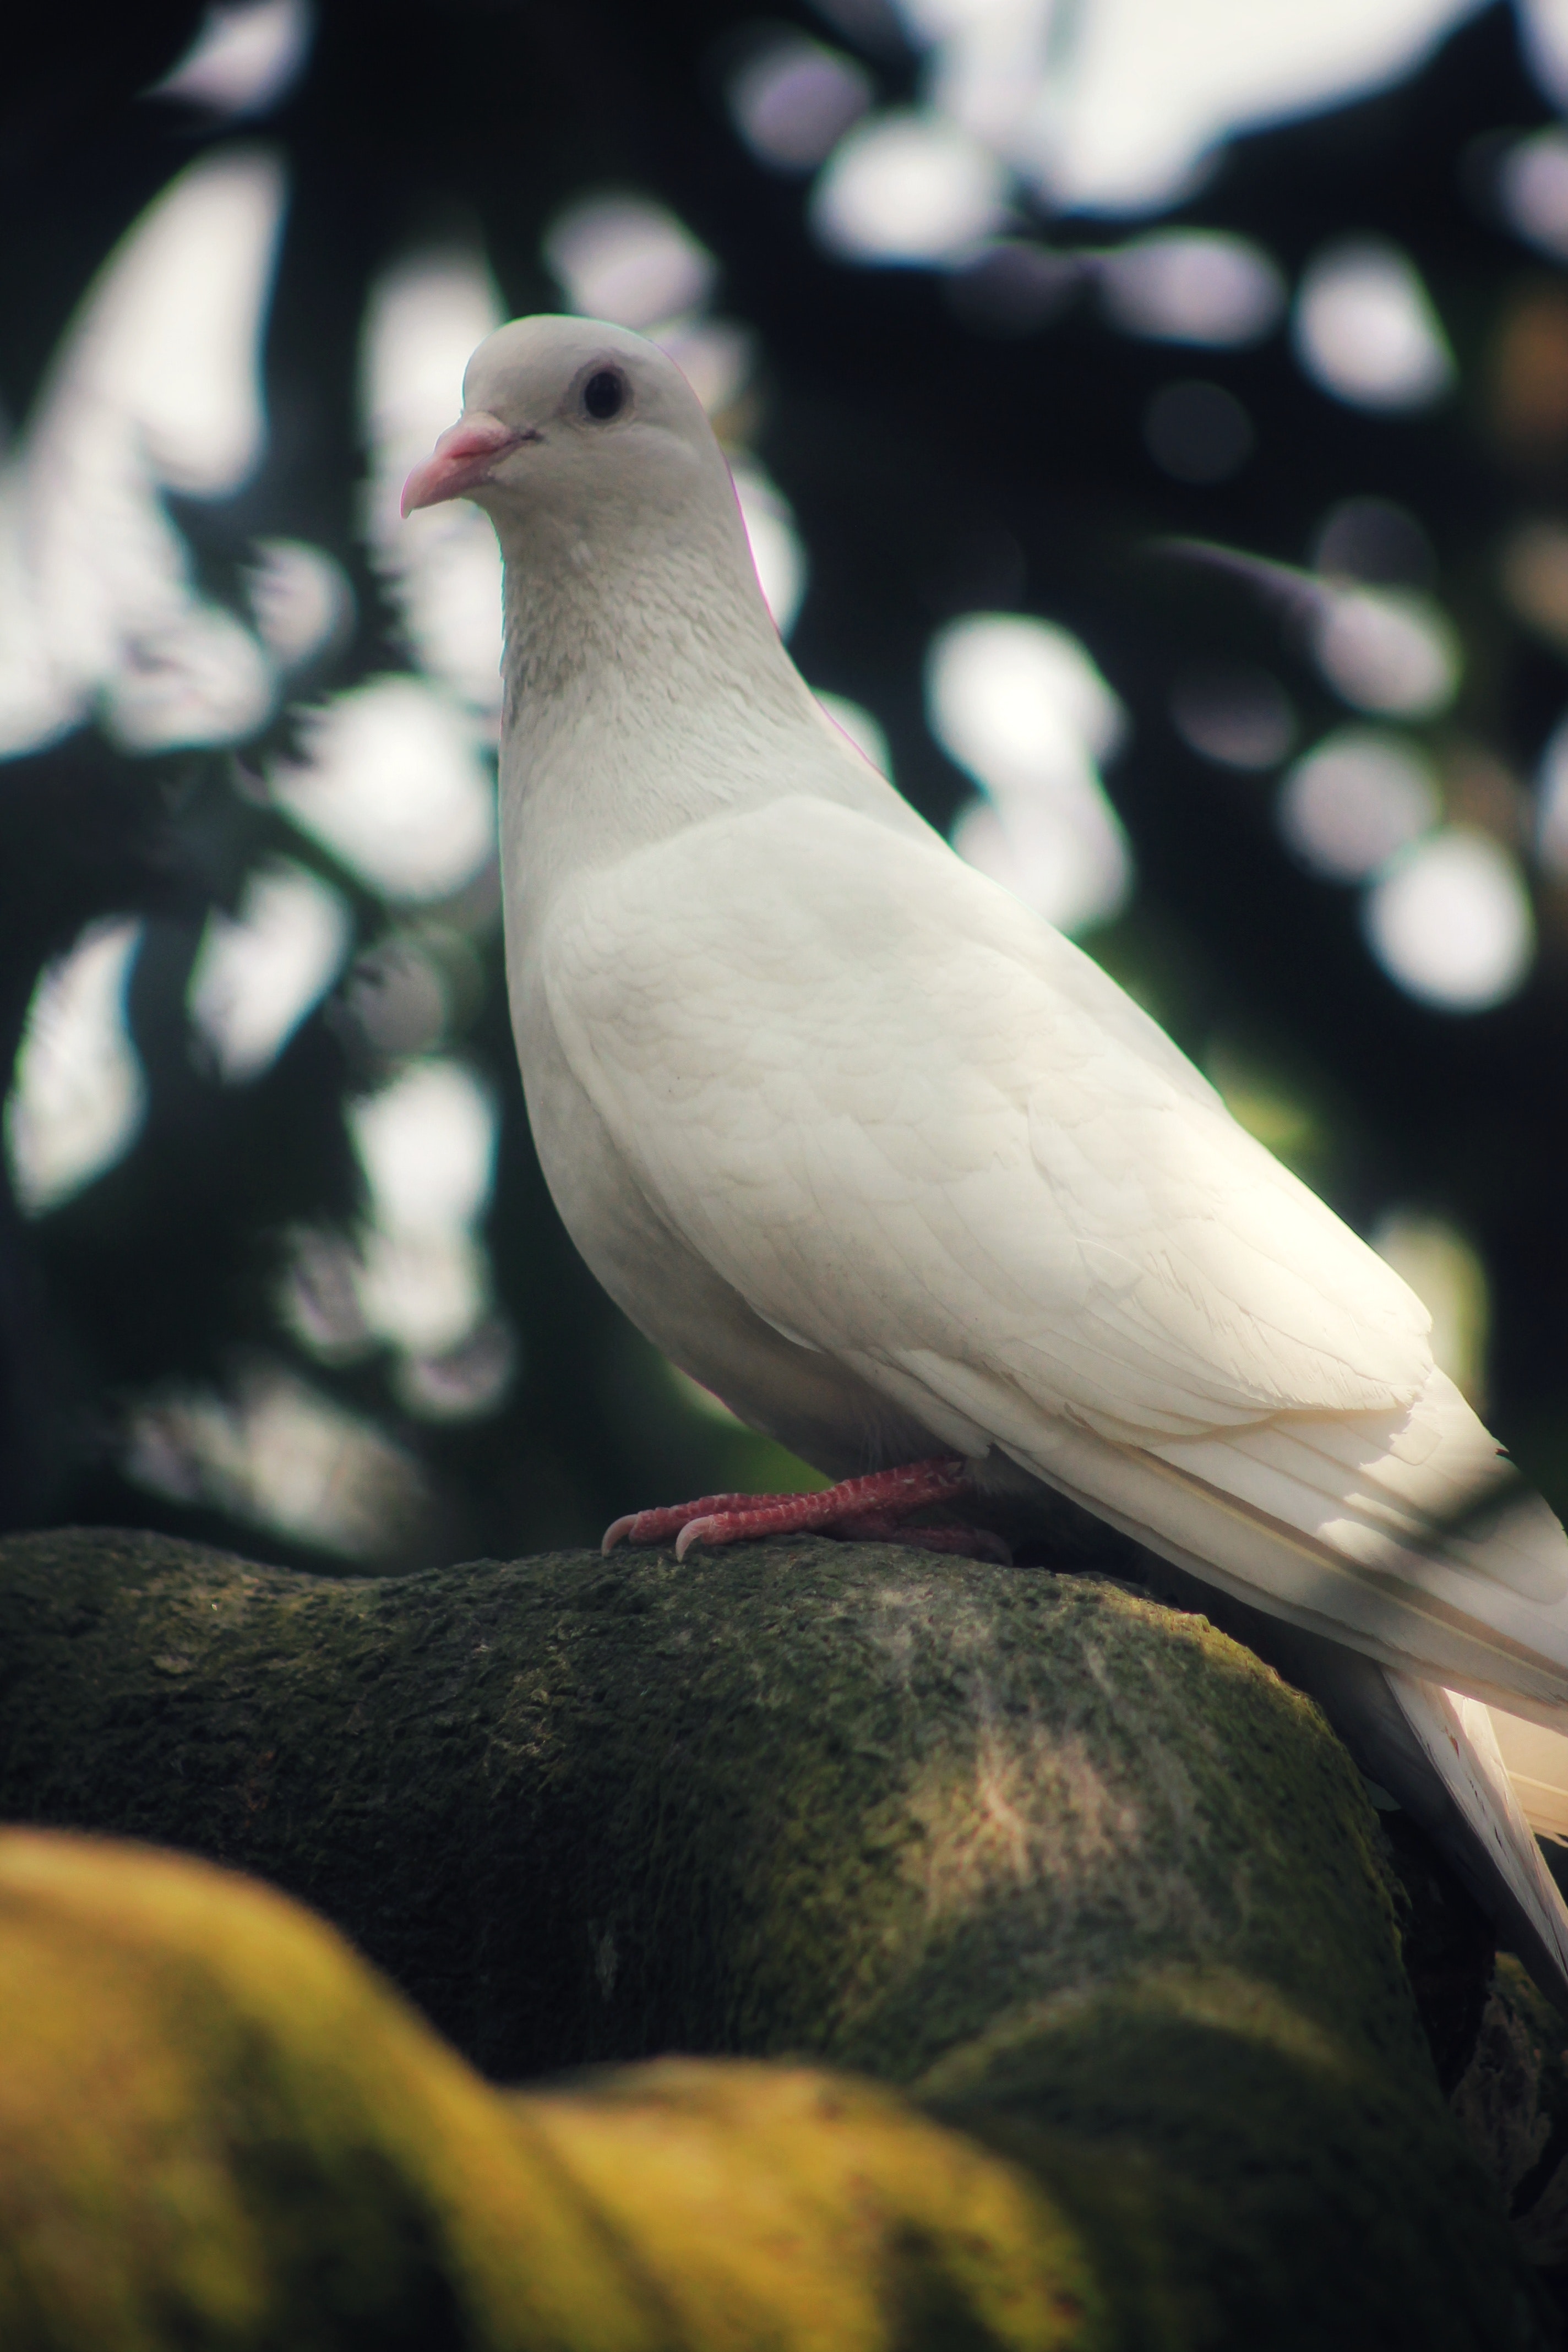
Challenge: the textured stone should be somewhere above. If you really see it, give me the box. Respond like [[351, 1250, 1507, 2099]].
[[0, 1526, 1549, 2347], [1453, 1953, 1568, 2280], [0, 1829, 1091, 2350]]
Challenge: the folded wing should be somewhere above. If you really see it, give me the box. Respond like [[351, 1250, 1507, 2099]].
[[543, 793, 1568, 1712]]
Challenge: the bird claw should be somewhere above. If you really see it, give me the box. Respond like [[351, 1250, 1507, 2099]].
[[602, 1493, 762, 1555], [602, 1456, 1006, 1564], [673, 1514, 726, 1562]]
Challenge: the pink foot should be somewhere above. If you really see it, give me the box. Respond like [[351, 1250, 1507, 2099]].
[[601, 1456, 1009, 1564]]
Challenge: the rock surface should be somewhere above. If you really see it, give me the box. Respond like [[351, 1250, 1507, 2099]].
[[0, 1829, 1090, 2350], [0, 1526, 1551, 2347], [1454, 1954, 1568, 2271]]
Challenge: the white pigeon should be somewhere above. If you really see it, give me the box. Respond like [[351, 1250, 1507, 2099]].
[[404, 314, 1568, 2002]]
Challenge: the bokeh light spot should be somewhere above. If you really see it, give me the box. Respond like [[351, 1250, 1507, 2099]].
[[728, 34, 873, 170], [360, 249, 505, 717], [1489, 287, 1568, 462], [1532, 711, 1568, 874], [346, 1058, 502, 1373], [1312, 586, 1460, 716], [4, 919, 148, 1217], [124, 1360, 430, 1560], [1101, 231, 1285, 346], [101, 608, 275, 755], [1311, 496, 1435, 587], [1501, 519, 1568, 654], [930, 612, 1131, 933], [1004, 0, 1487, 214], [0, 148, 288, 759], [1170, 665, 1296, 769], [1293, 237, 1455, 411], [1363, 828, 1534, 1009], [810, 110, 1007, 264], [148, 0, 314, 118], [186, 860, 352, 1084], [269, 677, 496, 905], [1278, 727, 1440, 880], [244, 538, 353, 671], [544, 195, 717, 329], [1498, 126, 1568, 261]]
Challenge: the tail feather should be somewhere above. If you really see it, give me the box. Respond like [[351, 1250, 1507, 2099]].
[[998, 1418, 1568, 1727], [987, 1360, 1568, 1725], [1485, 1709, 1568, 1847], [1149, 1368, 1568, 1607], [1387, 1674, 1568, 2011]]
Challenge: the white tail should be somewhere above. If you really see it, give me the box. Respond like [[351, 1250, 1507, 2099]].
[[1485, 1709, 1568, 1847], [1386, 1674, 1568, 2002]]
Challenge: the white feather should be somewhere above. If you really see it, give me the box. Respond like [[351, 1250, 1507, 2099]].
[[1390, 1678, 1568, 1992], [539, 796, 1568, 1725], [1486, 1709, 1568, 1843]]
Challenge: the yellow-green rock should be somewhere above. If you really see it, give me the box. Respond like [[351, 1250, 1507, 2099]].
[[0, 1829, 1096, 2350]]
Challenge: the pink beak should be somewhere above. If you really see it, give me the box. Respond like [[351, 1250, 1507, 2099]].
[[401, 412, 522, 516]]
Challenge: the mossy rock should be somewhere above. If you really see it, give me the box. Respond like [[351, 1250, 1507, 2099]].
[[1453, 1952, 1568, 2277], [0, 1828, 1092, 2350], [0, 1527, 1550, 2346]]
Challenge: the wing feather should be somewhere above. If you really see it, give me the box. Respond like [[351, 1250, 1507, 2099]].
[[543, 793, 1430, 1447], [541, 793, 1568, 1695]]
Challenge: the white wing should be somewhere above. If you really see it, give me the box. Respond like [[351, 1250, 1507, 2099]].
[[546, 797, 1428, 1432], [543, 793, 1568, 1709]]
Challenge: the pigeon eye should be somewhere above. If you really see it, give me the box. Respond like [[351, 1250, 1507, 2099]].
[[582, 369, 627, 422]]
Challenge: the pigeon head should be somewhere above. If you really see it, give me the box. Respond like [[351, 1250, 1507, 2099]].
[[400, 315, 728, 537]]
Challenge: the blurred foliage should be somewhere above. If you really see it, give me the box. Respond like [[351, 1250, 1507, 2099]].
[[6, 0, 1568, 1568]]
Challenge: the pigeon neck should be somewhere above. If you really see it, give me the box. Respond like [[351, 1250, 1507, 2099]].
[[497, 497, 788, 711], [494, 494, 823, 862]]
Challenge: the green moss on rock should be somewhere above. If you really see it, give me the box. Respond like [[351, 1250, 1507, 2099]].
[[1452, 1952, 1568, 2282], [0, 1527, 1549, 2346], [0, 1830, 1099, 2351]]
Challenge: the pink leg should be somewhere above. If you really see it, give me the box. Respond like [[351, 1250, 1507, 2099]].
[[602, 1456, 1006, 1565]]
